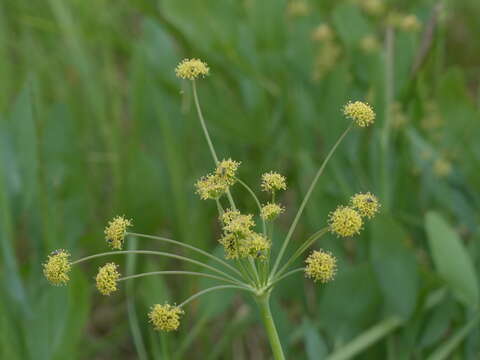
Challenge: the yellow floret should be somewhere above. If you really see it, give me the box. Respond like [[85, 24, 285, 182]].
[[260, 203, 285, 221], [350, 192, 380, 219], [175, 58, 209, 80], [148, 304, 184, 332], [261, 172, 287, 193], [305, 250, 337, 283], [96, 263, 121, 296], [105, 216, 132, 250], [328, 206, 363, 237], [343, 101, 376, 127], [43, 249, 72, 286]]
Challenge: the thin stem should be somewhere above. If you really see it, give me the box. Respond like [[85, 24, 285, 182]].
[[274, 228, 328, 280], [255, 293, 286, 360], [119, 270, 247, 287], [71, 250, 242, 284], [192, 80, 237, 210], [192, 80, 219, 164], [381, 26, 395, 211], [126, 232, 243, 278], [178, 285, 252, 308], [268, 268, 304, 288], [271, 124, 353, 277], [236, 178, 267, 236]]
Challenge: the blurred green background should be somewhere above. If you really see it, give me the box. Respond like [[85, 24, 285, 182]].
[[1, 0, 480, 359]]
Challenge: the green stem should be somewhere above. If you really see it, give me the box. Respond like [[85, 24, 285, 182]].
[[381, 26, 395, 211], [119, 270, 248, 287], [271, 125, 352, 277], [274, 228, 328, 280], [255, 293, 286, 360], [178, 285, 252, 307], [268, 268, 304, 288], [236, 178, 267, 236], [71, 250, 242, 284], [192, 80, 218, 164], [192, 80, 237, 211], [126, 232, 243, 278]]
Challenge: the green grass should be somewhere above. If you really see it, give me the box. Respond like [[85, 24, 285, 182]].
[[1, 0, 480, 358]]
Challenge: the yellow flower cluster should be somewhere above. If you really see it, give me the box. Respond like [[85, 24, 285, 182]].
[[96, 263, 121, 296], [175, 58, 209, 80], [350, 192, 380, 219], [219, 209, 270, 260], [343, 101, 376, 127], [305, 250, 337, 283], [43, 250, 72, 286], [260, 203, 285, 221], [105, 216, 132, 250], [261, 172, 287, 193], [148, 303, 184, 332], [328, 206, 363, 237], [195, 159, 240, 200]]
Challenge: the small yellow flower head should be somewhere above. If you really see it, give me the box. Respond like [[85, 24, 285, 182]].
[[400, 14, 422, 32], [242, 233, 271, 259], [215, 159, 241, 185], [219, 233, 240, 259], [311, 24, 334, 42], [350, 192, 380, 219], [195, 174, 229, 200], [148, 304, 184, 332], [287, 0, 310, 17], [328, 206, 363, 237], [260, 203, 285, 221], [360, 35, 380, 54], [305, 250, 337, 283], [343, 101, 376, 127], [360, 0, 385, 16], [223, 213, 255, 236], [105, 216, 132, 250], [175, 58, 209, 80], [261, 172, 287, 193], [95, 263, 121, 296], [43, 249, 72, 286]]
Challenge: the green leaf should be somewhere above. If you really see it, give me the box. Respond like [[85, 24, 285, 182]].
[[425, 212, 479, 308], [304, 319, 328, 360], [370, 214, 419, 319]]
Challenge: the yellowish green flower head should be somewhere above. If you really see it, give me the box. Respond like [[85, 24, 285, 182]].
[[260, 203, 285, 221], [43, 249, 72, 286], [175, 58, 209, 80], [343, 101, 375, 127], [328, 206, 363, 237], [195, 174, 229, 200], [350, 192, 380, 219], [311, 24, 334, 42], [242, 233, 271, 259], [96, 263, 121, 296], [305, 250, 337, 283], [148, 304, 184, 332], [261, 172, 287, 193], [219, 233, 240, 260], [359, 0, 385, 16], [105, 216, 132, 250], [400, 14, 421, 32], [215, 159, 241, 186], [222, 211, 255, 237]]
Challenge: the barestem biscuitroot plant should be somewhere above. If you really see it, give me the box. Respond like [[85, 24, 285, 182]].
[[43, 58, 381, 359]]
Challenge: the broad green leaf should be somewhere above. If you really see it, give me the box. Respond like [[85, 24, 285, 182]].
[[425, 212, 479, 308]]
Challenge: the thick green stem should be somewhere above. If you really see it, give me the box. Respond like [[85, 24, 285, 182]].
[[256, 293, 286, 360]]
